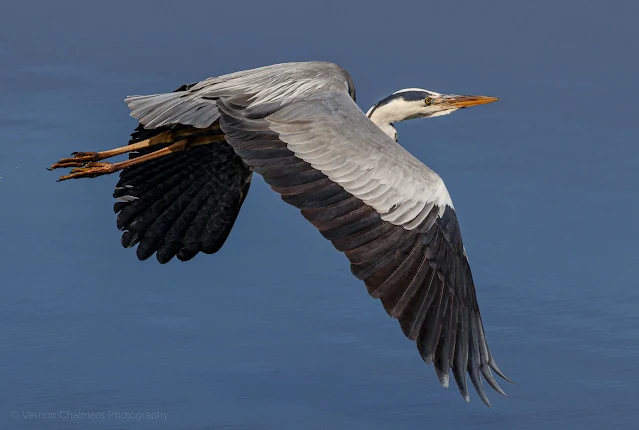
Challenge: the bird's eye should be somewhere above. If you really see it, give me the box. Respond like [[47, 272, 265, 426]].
[[425, 97, 432, 106]]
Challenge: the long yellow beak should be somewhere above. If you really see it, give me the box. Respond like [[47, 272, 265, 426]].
[[442, 95, 499, 108]]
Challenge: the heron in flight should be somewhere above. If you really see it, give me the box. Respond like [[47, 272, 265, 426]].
[[49, 62, 510, 406]]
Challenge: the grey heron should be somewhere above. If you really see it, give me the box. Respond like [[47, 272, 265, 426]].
[[49, 61, 511, 406]]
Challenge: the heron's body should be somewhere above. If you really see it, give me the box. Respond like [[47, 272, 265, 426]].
[[49, 61, 510, 406]]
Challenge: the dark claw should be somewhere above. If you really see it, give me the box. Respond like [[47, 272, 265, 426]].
[[48, 152, 101, 171], [56, 162, 115, 181]]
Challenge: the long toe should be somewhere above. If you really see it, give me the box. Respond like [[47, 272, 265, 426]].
[[57, 162, 115, 181], [48, 152, 100, 170]]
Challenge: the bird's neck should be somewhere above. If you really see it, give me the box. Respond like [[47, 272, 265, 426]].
[[367, 101, 409, 142], [367, 107, 399, 142]]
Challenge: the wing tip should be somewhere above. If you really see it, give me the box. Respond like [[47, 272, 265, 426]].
[[437, 371, 450, 388], [489, 358, 514, 384], [481, 365, 508, 397]]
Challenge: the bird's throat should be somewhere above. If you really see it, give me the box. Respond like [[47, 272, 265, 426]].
[[376, 122, 398, 141], [367, 104, 401, 141]]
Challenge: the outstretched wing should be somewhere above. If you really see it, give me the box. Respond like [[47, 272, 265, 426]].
[[114, 82, 253, 264], [126, 62, 509, 405], [113, 123, 252, 263]]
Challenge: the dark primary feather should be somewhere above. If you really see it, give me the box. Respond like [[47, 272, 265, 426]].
[[215, 94, 510, 406]]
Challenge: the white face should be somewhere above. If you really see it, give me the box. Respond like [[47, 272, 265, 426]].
[[393, 89, 461, 119], [367, 89, 498, 141], [367, 89, 458, 123]]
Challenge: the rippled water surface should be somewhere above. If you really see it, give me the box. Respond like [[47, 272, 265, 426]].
[[1, 1, 638, 428]]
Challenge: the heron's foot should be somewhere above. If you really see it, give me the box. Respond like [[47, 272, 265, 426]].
[[52, 139, 190, 182], [48, 132, 179, 177], [56, 162, 116, 181], [48, 152, 101, 170], [49, 132, 225, 182]]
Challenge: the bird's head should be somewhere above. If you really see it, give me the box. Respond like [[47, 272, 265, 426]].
[[366, 88, 498, 140]]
